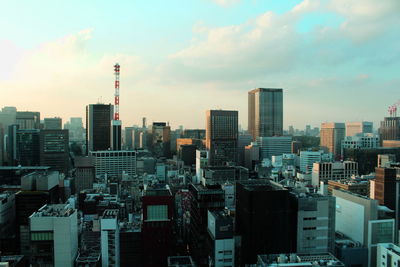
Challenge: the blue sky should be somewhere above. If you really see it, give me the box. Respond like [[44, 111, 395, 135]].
[[0, 0, 399, 129]]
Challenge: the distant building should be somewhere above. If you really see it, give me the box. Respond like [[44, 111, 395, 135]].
[[320, 122, 345, 158], [341, 133, 380, 156], [312, 161, 358, 186], [206, 110, 238, 166], [244, 142, 260, 170], [29, 204, 78, 267], [300, 150, 322, 174], [74, 156, 95, 193], [44, 117, 62, 130], [86, 104, 113, 154], [328, 178, 370, 196], [201, 166, 249, 186], [195, 150, 208, 183], [16, 111, 40, 129], [16, 129, 40, 166], [345, 122, 373, 137], [89, 150, 137, 178], [151, 122, 171, 158], [380, 117, 400, 141], [248, 88, 283, 140], [257, 136, 292, 160], [382, 140, 400, 148]]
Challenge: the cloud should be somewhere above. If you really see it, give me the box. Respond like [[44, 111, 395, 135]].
[[210, 0, 240, 7]]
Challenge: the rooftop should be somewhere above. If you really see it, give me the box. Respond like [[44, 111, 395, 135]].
[[102, 209, 119, 219], [30, 204, 75, 218], [167, 256, 195, 267], [258, 253, 344, 266]]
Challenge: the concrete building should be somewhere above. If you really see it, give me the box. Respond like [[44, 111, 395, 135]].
[[257, 253, 344, 267], [40, 129, 69, 174], [383, 140, 400, 148], [207, 210, 235, 267], [345, 121, 373, 137], [341, 133, 380, 154], [100, 209, 120, 267], [332, 189, 378, 246], [86, 104, 113, 154], [377, 243, 400, 267], [320, 122, 345, 158], [380, 117, 400, 141], [74, 156, 95, 193], [257, 136, 292, 160], [44, 117, 62, 130], [29, 203, 78, 267], [328, 178, 370, 196], [248, 88, 283, 140], [312, 161, 358, 186], [151, 122, 171, 158], [206, 110, 238, 166], [291, 192, 336, 254], [89, 150, 137, 178]]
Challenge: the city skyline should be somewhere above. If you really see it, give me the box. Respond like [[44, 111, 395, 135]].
[[1, 0, 399, 129]]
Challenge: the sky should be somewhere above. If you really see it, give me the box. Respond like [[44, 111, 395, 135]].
[[0, 0, 399, 130]]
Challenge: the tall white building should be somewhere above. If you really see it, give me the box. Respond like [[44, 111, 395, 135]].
[[101, 209, 120, 267], [195, 150, 208, 183], [312, 161, 358, 186], [90, 150, 137, 178], [345, 121, 373, 137], [257, 136, 292, 160], [29, 204, 78, 267]]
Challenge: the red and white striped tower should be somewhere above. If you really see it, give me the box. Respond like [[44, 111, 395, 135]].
[[111, 63, 122, 150], [114, 63, 120, 120]]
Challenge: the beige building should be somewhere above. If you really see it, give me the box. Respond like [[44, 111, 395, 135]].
[[320, 122, 345, 158], [345, 121, 373, 137]]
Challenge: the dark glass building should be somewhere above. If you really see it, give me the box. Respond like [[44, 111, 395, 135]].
[[86, 104, 113, 154], [40, 129, 69, 174], [16, 129, 40, 166]]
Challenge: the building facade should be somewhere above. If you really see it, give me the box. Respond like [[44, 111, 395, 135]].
[[320, 122, 345, 158], [86, 104, 113, 154]]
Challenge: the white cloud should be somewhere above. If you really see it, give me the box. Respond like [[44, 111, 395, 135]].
[[210, 0, 240, 7]]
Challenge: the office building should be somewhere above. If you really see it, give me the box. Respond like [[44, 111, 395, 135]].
[[248, 88, 283, 140], [90, 150, 137, 178], [7, 124, 19, 165], [346, 122, 373, 136], [207, 210, 235, 267], [181, 129, 206, 139], [383, 140, 400, 148], [237, 133, 252, 166], [341, 133, 380, 154], [64, 117, 85, 142], [142, 184, 174, 266], [151, 122, 171, 158], [189, 184, 225, 265], [16, 129, 40, 166], [300, 150, 322, 174], [0, 192, 15, 253], [291, 192, 336, 254], [320, 122, 345, 158], [74, 156, 95, 193], [111, 120, 121, 151], [380, 117, 400, 141], [86, 104, 113, 154], [257, 136, 292, 160], [368, 219, 396, 266], [372, 167, 398, 210], [244, 142, 260, 170], [16, 111, 40, 129], [206, 110, 238, 166], [235, 180, 296, 265], [101, 209, 120, 267], [328, 178, 370, 196], [44, 117, 62, 130], [39, 129, 69, 174], [29, 203, 78, 267], [178, 144, 197, 166], [312, 161, 358, 186], [201, 165, 248, 186]]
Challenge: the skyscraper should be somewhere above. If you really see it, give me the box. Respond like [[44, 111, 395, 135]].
[[44, 117, 62, 130], [380, 117, 400, 141], [86, 104, 113, 154], [40, 129, 70, 174], [320, 122, 345, 158], [206, 110, 238, 166], [345, 121, 373, 136], [248, 88, 283, 140]]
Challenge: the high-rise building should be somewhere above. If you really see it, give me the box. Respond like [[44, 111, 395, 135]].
[[380, 117, 400, 141], [89, 150, 137, 178], [346, 121, 373, 136], [40, 129, 69, 174], [151, 122, 171, 158], [142, 184, 174, 267], [44, 117, 62, 130], [320, 122, 345, 158], [111, 120, 122, 150], [235, 180, 296, 265], [300, 150, 322, 174], [74, 156, 95, 193], [7, 124, 19, 165], [248, 88, 283, 140], [206, 110, 238, 166], [30, 203, 78, 267], [16, 111, 40, 129], [86, 104, 113, 154]]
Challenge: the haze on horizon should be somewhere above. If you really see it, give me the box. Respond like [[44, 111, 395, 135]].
[[0, 0, 399, 130]]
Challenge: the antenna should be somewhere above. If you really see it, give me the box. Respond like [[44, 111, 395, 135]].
[[114, 63, 120, 120]]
